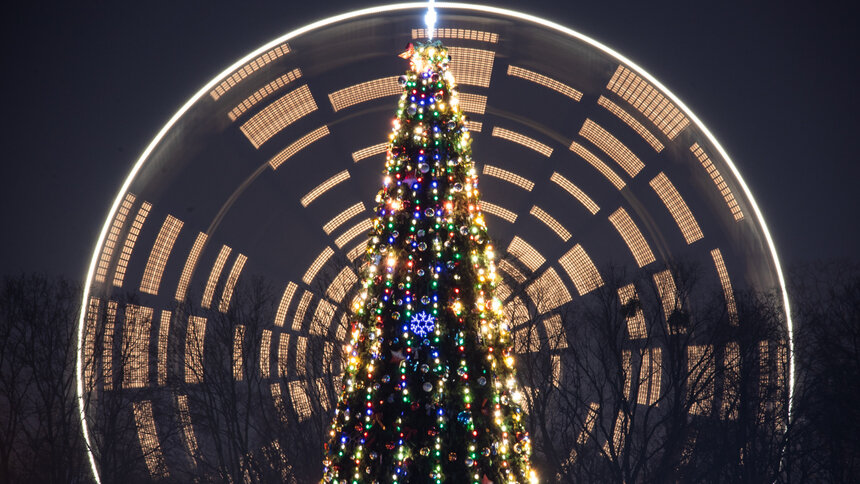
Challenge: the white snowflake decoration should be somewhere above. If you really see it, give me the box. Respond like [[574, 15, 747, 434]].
[[409, 311, 435, 337]]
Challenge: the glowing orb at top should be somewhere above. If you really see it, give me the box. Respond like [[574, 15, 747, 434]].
[[424, 0, 437, 39]]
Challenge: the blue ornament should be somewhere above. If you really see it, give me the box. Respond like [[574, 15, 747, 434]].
[[457, 411, 472, 425], [409, 311, 435, 337]]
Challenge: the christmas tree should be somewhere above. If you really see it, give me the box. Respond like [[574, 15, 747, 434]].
[[321, 41, 536, 484]]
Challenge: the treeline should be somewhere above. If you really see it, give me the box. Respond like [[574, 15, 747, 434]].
[[511, 259, 859, 483], [0, 260, 857, 482]]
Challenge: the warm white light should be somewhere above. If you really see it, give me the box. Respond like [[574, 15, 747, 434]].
[[425, 0, 437, 38]]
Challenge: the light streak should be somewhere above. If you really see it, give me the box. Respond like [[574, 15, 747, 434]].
[[425, 0, 437, 39]]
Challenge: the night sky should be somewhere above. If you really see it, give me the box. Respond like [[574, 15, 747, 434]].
[[2, 0, 857, 280]]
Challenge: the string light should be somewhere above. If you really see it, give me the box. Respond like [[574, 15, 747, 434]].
[[321, 40, 536, 484]]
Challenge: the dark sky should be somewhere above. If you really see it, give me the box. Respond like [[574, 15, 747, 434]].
[[2, 0, 857, 280]]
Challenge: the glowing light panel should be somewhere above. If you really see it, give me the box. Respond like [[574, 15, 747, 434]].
[[347, 241, 367, 261], [329, 77, 400, 112], [218, 253, 247, 313], [140, 215, 183, 295], [448, 46, 494, 87], [184, 316, 207, 384], [569, 141, 625, 190], [122, 304, 153, 389], [174, 232, 207, 302], [617, 283, 647, 339], [608, 207, 655, 267], [529, 205, 571, 241], [691, 143, 744, 221], [580, 118, 644, 177], [722, 342, 740, 420], [637, 348, 662, 406], [335, 218, 373, 248], [483, 164, 534, 191], [597, 95, 664, 152], [83, 297, 99, 393], [302, 247, 335, 284], [278, 333, 291, 377], [102, 301, 117, 391], [157, 310, 171, 385], [133, 401, 168, 478], [228, 68, 302, 121], [607, 65, 690, 139], [688, 345, 715, 416], [550, 172, 600, 214], [292, 291, 313, 331], [274, 282, 298, 327], [507, 236, 545, 272], [327, 266, 358, 303], [493, 126, 553, 157], [269, 125, 330, 170], [527, 267, 572, 313], [233, 325, 245, 381], [412, 28, 499, 43], [352, 142, 387, 163], [209, 43, 290, 100], [201, 245, 232, 309], [112, 201, 151, 288], [240, 85, 318, 148], [508, 65, 582, 101], [289, 380, 313, 421], [458, 92, 487, 114], [653, 269, 686, 334], [260, 329, 272, 378], [558, 244, 604, 296], [498, 259, 526, 283], [323, 202, 366, 234], [480, 200, 517, 223], [711, 248, 739, 325], [543, 314, 567, 350], [650, 172, 703, 244], [95, 193, 134, 283], [311, 300, 336, 336], [176, 394, 200, 463]]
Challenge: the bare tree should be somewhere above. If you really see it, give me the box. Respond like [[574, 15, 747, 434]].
[[782, 260, 860, 483], [0, 274, 88, 482], [169, 276, 293, 482], [496, 256, 789, 483], [268, 254, 357, 481], [81, 290, 174, 483], [5, 257, 851, 482], [162, 258, 357, 482]]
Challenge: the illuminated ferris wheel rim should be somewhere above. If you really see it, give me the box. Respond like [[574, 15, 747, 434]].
[[75, 3, 794, 482]]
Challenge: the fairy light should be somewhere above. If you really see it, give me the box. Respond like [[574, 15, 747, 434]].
[[321, 40, 535, 483]]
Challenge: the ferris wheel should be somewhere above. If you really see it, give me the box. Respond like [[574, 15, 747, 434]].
[[76, 4, 792, 482]]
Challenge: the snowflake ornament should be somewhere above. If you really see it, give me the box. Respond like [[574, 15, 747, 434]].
[[409, 311, 436, 337]]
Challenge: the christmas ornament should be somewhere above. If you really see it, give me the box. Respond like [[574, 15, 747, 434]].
[[320, 37, 536, 484]]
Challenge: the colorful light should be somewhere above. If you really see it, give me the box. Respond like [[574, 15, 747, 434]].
[[321, 40, 535, 484], [409, 311, 436, 337]]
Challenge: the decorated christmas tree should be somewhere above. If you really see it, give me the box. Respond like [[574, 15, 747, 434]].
[[321, 41, 536, 484]]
